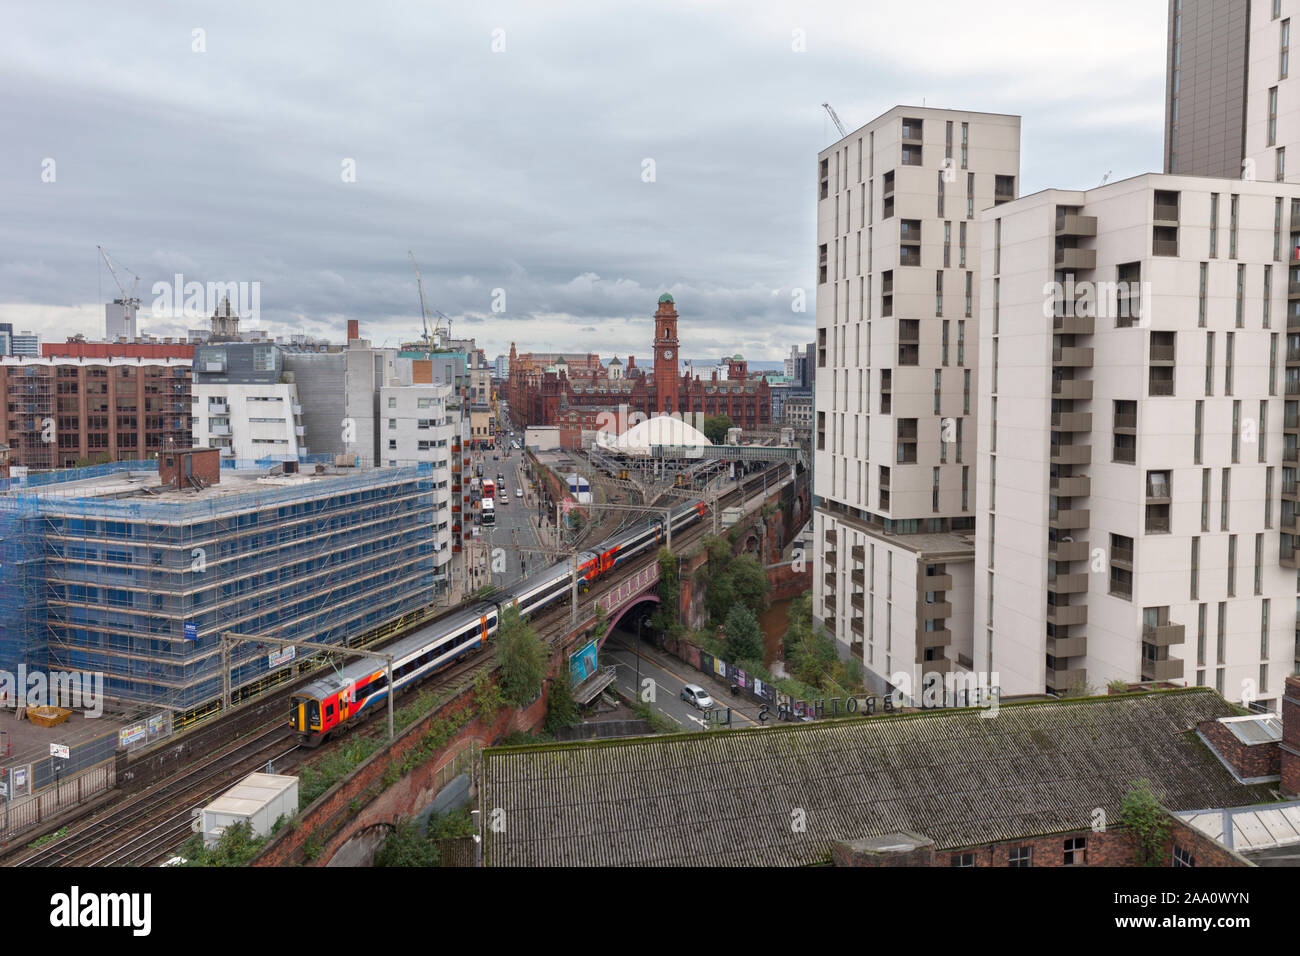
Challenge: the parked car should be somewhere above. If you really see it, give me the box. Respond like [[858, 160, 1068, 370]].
[[680, 685, 713, 710]]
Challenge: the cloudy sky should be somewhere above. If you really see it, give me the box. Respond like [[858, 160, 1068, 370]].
[[1, 0, 1166, 361]]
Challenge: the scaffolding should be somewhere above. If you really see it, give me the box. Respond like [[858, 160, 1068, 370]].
[[1, 459, 438, 715]]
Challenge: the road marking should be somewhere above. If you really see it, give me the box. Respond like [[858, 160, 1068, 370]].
[[608, 638, 757, 727]]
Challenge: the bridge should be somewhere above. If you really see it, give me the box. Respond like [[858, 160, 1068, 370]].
[[252, 461, 809, 866]]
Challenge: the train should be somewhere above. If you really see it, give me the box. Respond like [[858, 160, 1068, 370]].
[[288, 498, 709, 744]]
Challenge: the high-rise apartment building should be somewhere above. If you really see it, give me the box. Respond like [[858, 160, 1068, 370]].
[[813, 106, 1021, 693], [1164, 0, 1252, 178], [977, 173, 1300, 710]]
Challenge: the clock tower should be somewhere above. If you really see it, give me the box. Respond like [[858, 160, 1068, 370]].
[[653, 294, 680, 414]]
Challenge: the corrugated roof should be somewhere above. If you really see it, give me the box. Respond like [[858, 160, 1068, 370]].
[[482, 689, 1271, 867], [1179, 800, 1300, 853]]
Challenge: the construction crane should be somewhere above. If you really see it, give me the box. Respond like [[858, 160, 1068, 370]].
[[821, 102, 848, 139], [408, 250, 434, 348], [97, 245, 140, 307], [408, 251, 453, 348]]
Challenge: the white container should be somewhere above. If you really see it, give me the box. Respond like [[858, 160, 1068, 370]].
[[194, 772, 298, 848]]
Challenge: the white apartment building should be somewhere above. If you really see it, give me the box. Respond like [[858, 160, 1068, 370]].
[[380, 381, 457, 587], [1246, 0, 1300, 183], [813, 106, 1021, 695], [193, 382, 306, 462], [976, 173, 1300, 710]]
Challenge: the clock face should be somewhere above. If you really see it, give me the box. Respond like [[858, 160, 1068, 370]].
[[663, 349, 674, 360]]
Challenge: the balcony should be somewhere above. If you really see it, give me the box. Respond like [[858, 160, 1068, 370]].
[[1049, 508, 1090, 530], [1149, 343, 1176, 364], [1111, 546, 1134, 568], [1055, 213, 1098, 237], [294, 425, 305, 437], [902, 123, 923, 144], [1283, 545, 1300, 569], [851, 592, 864, 611], [1289, 280, 1300, 300], [1052, 314, 1095, 335], [1142, 623, 1186, 647], [218, 446, 234, 458], [1284, 481, 1300, 503], [1052, 378, 1093, 400], [1050, 475, 1091, 497], [1141, 657, 1185, 681], [209, 424, 231, 436], [850, 617, 864, 637], [1048, 538, 1087, 562], [825, 529, 837, 545], [1055, 247, 1096, 270], [1152, 238, 1180, 257], [920, 601, 953, 621], [922, 573, 953, 591], [1047, 635, 1088, 658], [1049, 571, 1089, 594], [824, 549, 837, 566], [919, 655, 954, 674], [1152, 202, 1180, 225], [1053, 346, 1094, 367], [1051, 411, 1092, 432], [1046, 603, 1088, 627], [207, 402, 228, 415], [1050, 444, 1092, 466], [919, 628, 952, 650], [824, 594, 836, 613], [1046, 665, 1088, 689], [851, 544, 865, 563], [852, 568, 864, 587], [1113, 412, 1137, 432]]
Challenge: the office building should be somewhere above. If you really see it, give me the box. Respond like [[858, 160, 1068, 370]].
[[191, 341, 306, 463]]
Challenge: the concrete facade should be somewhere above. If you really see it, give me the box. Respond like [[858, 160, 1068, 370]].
[[812, 106, 1021, 696], [976, 173, 1300, 705]]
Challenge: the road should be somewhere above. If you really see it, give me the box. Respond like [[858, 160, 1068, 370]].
[[463, 426, 545, 592], [602, 629, 757, 732]]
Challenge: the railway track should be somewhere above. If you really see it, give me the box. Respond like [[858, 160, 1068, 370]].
[[14, 726, 298, 867], [9, 463, 793, 867]]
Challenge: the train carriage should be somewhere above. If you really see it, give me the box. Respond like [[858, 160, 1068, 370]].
[[287, 496, 712, 744]]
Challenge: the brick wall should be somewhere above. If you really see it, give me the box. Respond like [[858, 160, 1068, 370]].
[[1283, 675, 1300, 798], [766, 560, 811, 603], [1198, 719, 1281, 779], [253, 679, 548, 866]]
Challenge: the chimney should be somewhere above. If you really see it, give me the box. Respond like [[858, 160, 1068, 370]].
[[347, 319, 359, 341], [1283, 674, 1300, 797]]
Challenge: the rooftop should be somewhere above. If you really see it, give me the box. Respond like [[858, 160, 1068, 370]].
[[482, 689, 1272, 867]]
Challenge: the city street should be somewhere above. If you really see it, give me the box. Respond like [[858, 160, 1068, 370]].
[[602, 627, 758, 732]]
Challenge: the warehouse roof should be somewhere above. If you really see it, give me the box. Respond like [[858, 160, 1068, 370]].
[[482, 689, 1272, 867]]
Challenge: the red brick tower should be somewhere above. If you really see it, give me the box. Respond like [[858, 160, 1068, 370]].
[[653, 294, 680, 414]]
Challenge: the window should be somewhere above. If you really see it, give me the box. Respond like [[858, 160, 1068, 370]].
[[1209, 193, 1219, 257], [1009, 846, 1031, 867], [1221, 468, 1231, 530], [1194, 400, 1203, 463], [1063, 837, 1087, 866], [1173, 845, 1196, 867], [951, 852, 975, 867], [961, 122, 968, 169], [1198, 262, 1208, 326], [1283, 18, 1291, 80], [1270, 86, 1280, 145], [1230, 194, 1239, 258], [1279, 147, 1287, 183], [1191, 536, 1200, 600]]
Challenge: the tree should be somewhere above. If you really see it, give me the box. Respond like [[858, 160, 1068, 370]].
[[544, 675, 579, 733], [651, 548, 681, 635], [728, 553, 770, 613], [374, 818, 440, 867], [702, 414, 733, 445], [723, 604, 763, 662], [495, 605, 548, 706], [1117, 779, 1171, 866]]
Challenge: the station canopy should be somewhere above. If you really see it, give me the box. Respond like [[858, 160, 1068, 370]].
[[595, 415, 711, 457]]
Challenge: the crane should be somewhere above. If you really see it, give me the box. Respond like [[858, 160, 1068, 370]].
[[821, 102, 848, 139], [97, 245, 140, 307], [409, 250, 433, 348], [408, 251, 453, 348]]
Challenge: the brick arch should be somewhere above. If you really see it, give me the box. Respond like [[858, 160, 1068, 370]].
[[327, 821, 394, 867], [600, 594, 661, 642]]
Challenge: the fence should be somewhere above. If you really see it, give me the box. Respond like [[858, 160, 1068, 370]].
[[0, 758, 115, 844]]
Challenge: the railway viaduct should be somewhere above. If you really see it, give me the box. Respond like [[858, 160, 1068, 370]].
[[252, 466, 810, 866]]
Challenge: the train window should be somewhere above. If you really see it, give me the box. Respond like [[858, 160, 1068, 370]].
[[324, 701, 334, 719], [308, 700, 320, 726]]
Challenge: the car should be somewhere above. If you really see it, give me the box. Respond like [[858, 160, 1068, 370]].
[[499, 494, 508, 506], [497, 473, 504, 481], [515, 488, 523, 498], [680, 684, 713, 710]]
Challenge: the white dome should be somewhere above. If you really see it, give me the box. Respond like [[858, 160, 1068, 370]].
[[596, 415, 711, 456]]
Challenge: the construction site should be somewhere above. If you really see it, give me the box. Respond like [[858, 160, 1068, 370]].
[[0, 454, 439, 720]]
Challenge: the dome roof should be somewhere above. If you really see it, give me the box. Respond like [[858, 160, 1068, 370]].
[[732, 353, 744, 361], [596, 414, 711, 456], [658, 293, 674, 304]]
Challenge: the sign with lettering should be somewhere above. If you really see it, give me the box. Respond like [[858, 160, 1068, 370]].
[[50, 743, 70, 759]]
